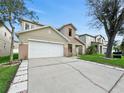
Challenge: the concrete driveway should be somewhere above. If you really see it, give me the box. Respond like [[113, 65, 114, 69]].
[[28, 57, 124, 93]]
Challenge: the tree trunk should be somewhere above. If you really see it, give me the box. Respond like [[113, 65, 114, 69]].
[[10, 28, 14, 63], [106, 35, 116, 58]]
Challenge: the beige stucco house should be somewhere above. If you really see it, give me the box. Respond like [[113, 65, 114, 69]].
[[17, 20, 85, 59], [79, 34, 108, 54], [0, 23, 11, 56]]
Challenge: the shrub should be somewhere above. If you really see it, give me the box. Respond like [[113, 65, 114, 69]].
[[86, 45, 97, 55], [0, 54, 18, 64]]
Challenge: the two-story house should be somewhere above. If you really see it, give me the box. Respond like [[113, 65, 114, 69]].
[[0, 23, 11, 56], [79, 34, 108, 54], [17, 19, 85, 59]]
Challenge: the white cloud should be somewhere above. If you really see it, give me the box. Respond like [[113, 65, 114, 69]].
[[29, 8, 46, 14]]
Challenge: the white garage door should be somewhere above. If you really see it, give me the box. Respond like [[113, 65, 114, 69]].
[[28, 40, 64, 59]]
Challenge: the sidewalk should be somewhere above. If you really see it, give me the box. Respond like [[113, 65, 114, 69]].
[[8, 60, 28, 93]]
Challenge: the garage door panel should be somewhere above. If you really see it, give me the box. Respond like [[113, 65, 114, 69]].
[[28, 41, 64, 58]]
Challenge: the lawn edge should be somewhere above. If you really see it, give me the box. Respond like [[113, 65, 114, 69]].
[[6, 63, 20, 93], [80, 59, 124, 72]]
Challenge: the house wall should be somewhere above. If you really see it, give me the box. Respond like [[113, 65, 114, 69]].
[[85, 36, 95, 48], [19, 44, 28, 60], [18, 27, 68, 44], [59, 25, 76, 42], [96, 36, 104, 43], [20, 21, 41, 31], [18, 27, 69, 59], [59, 25, 85, 56], [79, 35, 107, 54], [18, 22, 85, 58], [79, 35, 86, 43], [80, 35, 95, 49], [60, 25, 85, 56], [0, 26, 11, 56]]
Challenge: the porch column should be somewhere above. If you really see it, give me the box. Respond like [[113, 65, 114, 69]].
[[64, 44, 68, 57], [19, 43, 28, 60], [72, 45, 76, 56]]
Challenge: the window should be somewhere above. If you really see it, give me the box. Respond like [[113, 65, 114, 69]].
[[5, 32, 6, 37], [4, 43, 6, 48], [69, 28, 72, 36], [25, 23, 30, 30]]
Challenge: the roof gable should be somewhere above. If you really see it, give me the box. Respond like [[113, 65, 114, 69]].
[[16, 26, 69, 42], [58, 23, 77, 31], [95, 35, 105, 40], [20, 19, 44, 27], [0, 22, 11, 33], [79, 34, 95, 38]]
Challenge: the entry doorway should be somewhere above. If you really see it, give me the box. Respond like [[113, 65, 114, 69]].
[[68, 44, 72, 57], [100, 46, 102, 54], [76, 45, 82, 56]]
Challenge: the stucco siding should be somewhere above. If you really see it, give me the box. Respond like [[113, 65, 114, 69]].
[[21, 21, 41, 31], [85, 36, 95, 48], [18, 27, 68, 43], [0, 26, 11, 56], [60, 25, 76, 42], [79, 36, 86, 43]]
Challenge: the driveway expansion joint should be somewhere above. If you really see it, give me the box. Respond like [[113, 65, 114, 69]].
[[108, 72, 124, 93], [66, 63, 108, 92], [29, 61, 79, 69]]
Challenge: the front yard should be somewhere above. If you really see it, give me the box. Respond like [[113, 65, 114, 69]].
[[0, 65, 18, 93], [80, 54, 124, 68]]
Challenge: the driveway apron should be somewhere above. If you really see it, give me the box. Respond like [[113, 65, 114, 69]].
[[28, 57, 124, 93]]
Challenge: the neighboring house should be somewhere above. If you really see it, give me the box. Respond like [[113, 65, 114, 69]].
[[16, 20, 85, 59], [79, 34, 108, 54], [13, 41, 19, 53], [0, 23, 11, 56]]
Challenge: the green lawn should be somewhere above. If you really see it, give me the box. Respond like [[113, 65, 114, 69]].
[[0, 65, 18, 93], [0, 54, 18, 64], [80, 54, 124, 68]]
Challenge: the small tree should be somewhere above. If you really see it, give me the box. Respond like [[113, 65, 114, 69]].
[[87, 0, 124, 58], [0, 0, 38, 62]]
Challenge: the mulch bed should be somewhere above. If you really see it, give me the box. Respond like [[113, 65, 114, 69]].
[[0, 60, 21, 67]]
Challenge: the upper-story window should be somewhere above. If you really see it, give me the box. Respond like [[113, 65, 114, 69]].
[[25, 23, 30, 30], [5, 32, 6, 37], [4, 43, 6, 48], [69, 28, 72, 36]]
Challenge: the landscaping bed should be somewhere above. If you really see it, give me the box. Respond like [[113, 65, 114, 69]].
[[0, 54, 18, 64], [0, 65, 19, 93], [80, 54, 124, 68]]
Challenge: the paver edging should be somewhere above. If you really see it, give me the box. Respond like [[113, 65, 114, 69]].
[[7, 60, 28, 93]]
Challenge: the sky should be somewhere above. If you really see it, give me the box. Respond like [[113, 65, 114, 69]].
[[24, 0, 123, 41]]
